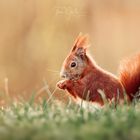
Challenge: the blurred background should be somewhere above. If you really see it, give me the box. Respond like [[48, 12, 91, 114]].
[[0, 0, 140, 100]]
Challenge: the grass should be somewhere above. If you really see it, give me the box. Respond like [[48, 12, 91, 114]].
[[0, 95, 140, 140]]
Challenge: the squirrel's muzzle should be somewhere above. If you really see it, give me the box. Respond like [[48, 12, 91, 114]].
[[60, 71, 67, 79]]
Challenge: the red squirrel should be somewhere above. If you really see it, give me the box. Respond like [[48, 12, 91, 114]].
[[57, 33, 140, 106]]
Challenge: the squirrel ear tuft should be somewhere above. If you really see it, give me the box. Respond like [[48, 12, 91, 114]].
[[71, 33, 90, 52], [71, 32, 83, 52], [76, 34, 90, 49]]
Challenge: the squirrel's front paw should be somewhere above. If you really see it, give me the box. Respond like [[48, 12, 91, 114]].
[[56, 80, 67, 90]]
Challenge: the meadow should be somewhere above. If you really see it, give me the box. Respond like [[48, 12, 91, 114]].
[[0, 93, 140, 140], [0, 1, 140, 140]]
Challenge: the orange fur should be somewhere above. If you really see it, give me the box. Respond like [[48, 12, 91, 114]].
[[57, 33, 140, 106], [119, 53, 140, 101]]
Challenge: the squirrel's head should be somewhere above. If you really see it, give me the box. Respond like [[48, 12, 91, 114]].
[[60, 33, 90, 81]]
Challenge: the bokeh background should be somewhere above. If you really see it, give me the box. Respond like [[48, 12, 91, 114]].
[[0, 0, 140, 99]]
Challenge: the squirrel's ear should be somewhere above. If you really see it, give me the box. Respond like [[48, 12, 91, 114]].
[[71, 34, 90, 58], [71, 32, 83, 52], [71, 33, 90, 53], [75, 47, 86, 59], [76, 34, 90, 49]]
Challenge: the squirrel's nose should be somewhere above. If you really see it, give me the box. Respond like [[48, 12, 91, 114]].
[[60, 71, 67, 79], [61, 74, 66, 78], [61, 73, 66, 78]]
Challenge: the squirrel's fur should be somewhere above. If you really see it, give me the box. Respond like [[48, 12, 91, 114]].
[[57, 33, 140, 106]]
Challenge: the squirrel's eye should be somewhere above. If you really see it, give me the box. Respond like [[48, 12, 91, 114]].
[[71, 62, 76, 68]]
